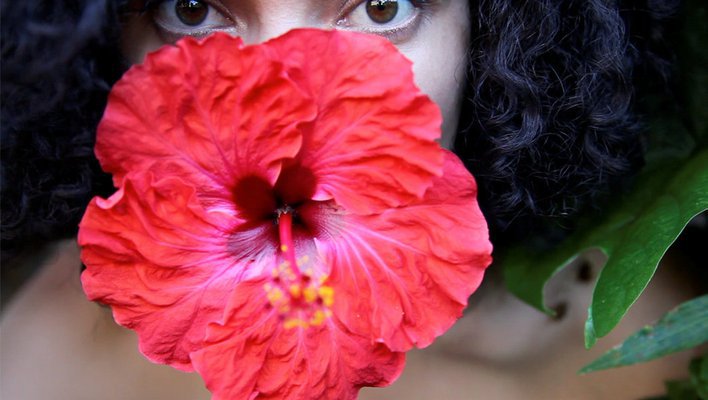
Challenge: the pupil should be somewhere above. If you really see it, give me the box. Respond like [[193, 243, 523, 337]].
[[175, 0, 208, 26], [366, 0, 399, 24]]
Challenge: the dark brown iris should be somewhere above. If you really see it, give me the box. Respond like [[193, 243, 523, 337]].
[[366, 0, 399, 24], [175, 0, 209, 26]]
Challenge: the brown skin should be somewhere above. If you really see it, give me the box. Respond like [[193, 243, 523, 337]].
[[0, 241, 695, 399], [0, 1, 699, 398]]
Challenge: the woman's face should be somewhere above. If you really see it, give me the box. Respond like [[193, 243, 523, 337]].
[[122, 0, 470, 148]]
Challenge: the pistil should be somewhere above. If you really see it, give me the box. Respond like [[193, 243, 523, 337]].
[[277, 209, 299, 276], [263, 208, 333, 329]]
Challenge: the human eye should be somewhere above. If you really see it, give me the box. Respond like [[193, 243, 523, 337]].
[[147, 0, 236, 41], [338, 0, 435, 43]]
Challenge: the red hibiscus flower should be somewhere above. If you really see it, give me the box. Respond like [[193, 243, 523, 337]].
[[79, 29, 492, 399]]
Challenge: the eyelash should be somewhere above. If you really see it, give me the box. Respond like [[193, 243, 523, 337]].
[[137, 0, 438, 43]]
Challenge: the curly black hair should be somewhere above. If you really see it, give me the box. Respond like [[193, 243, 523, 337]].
[[0, 0, 681, 262], [456, 0, 680, 244], [1, 0, 126, 262]]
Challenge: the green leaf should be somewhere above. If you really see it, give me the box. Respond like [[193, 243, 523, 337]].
[[690, 357, 708, 400], [587, 151, 708, 345], [503, 150, 708, 347], [666, 380, 702, 400], [580, 296, 708, 373]]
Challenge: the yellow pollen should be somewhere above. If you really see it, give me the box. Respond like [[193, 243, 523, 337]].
[[264, 285, 284, 305], [303, 287, 318, 303], [318, 286, 334, 307], [284, 318, 309, 330], [288, 284, 302, 298], [280, 245, 288, 252], [310, 310, 324, 326]]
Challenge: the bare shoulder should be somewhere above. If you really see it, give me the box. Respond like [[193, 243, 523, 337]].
[[0, 239, 209, 400]]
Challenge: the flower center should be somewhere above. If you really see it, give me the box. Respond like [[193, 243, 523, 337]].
[[263, 209, 333, 329], [232, 164, 318, 222]]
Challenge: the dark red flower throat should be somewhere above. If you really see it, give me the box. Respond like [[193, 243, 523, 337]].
[[233, 162, 335, 329], [233, 162, 317, 222]]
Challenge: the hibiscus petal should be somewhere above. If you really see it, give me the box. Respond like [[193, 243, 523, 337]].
[[190, 281, 405, 400], [320, 151, 492, 351], [96, 34, 316, 207], [80, 172, 249, 370], [263, 29, 444, 214]]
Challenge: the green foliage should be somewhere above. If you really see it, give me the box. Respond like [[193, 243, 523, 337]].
[[580, 296, 708, 373], [503, 150, 708, 347], [666, 380, 702, 400], [642, 357, 708, 400], [691, 357, 708, 400], [585, 152, 708, 346]]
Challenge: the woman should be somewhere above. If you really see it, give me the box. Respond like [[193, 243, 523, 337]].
[[1, 0, 701, 399]]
